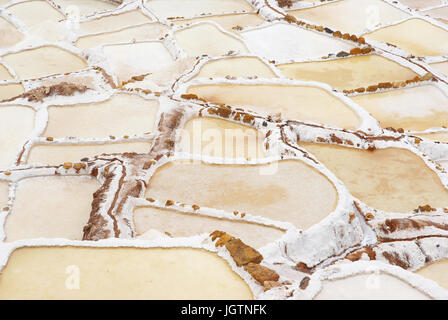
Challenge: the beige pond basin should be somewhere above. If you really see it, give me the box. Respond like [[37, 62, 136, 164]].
[[365, 18, 448, 57], [0, 64, 13, 81], [0, 247, 253, 299], [146, 160, 337, 230], [241, 23, 354, 61], [145, 0, 254, 19], [187, 84, 360, 129], [6, 0, 67, 42], [123, 56, 197, 91], [315, 273, 429, 300], [0, 17, 24, 48], [417, 132, 448, 143], [301, 143, 448, 213], [290, 0, 409, 34], [27, 141, 152, 165], [175, 23, 248, 57], [52, 0, 118, 16], [278, 54, 417, 91], [416, 259, 448, 291], [44, 94, 159, 139], [134, 206, 284, 248], [76, 23, 169, 49], [38, 74, 97, 89], [103, 42, 174, 84], [0, 106, 34, 169], [194, 56, 277, 80], [7, 0, 64, 28], [0, 83, 24, 101], [173, 13, 264, 34], [5, 176, 99, 242], [2, 46, 87, 80], [177, 117, 265, 159], [79, 10, 151, 34], [352, 85, 448, 131], [0, 181, 8, 209], [399, 0, 442, 10], [430, 61, 448, 77], [425, 6, 448, 24]]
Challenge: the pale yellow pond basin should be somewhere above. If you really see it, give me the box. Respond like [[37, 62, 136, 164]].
[[365, 18, 448, 57], [146, 160, 337, 230], [178, 117, 265, 159], [0, 64, 13, 81], [27, 141, 152, 165], [52, 0, 118, 16], [0, 106, 34, 169], [416, 259, 448, 291], [134, 206, 284, 249], [173, 13, 264, 34], [38, 74, 97, 90], [430, 61, 448, 77], [0, 84, 24, 101], [316, 273, 429, 300], [301, 143, 448, 213], [103, 42, 174, 84], [175, 23, 248, 57], [7, 0, 64, 28], [399, 0, 442, 10], [5, 176, 99, 241], [76, 23, 169, 49], [187, 84, 360, 129], [0, 247, 253, 299], [122, 56, 197, 90], [44, 94, 159, 139], [417, 132, 448, 143], [79, 10, 151, 34], [193, 56, 277, 79], [241, 23, 354, 61], [290, 0, 409, 34], [0, 17, 24, 48], [278, 54, 417, 91], [145, 0, 254, 20], [6, 1, 67, 42], [352, 85, 448, 131], [425, 6, 448, 24], [2, 46, 87, 80]]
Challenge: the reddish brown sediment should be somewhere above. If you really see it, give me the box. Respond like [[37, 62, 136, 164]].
[[345, 246, 377, 261], [345, 244, 413, 269], [277, 0, 293, 8], [2, 82, 88, 103], [299, 276, 310, 290], [379, 218, 448, 235], [244, 262, 279, 284], [93, 66, 117, 88], [210, 231, 280, 288], [83, 162, 123, 240], [343, 73, 436, 95]]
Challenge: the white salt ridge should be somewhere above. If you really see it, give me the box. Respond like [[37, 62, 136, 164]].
[[241, 21, 354, 62], [305, 261, 448, 300], [1, 0, 448, 300]]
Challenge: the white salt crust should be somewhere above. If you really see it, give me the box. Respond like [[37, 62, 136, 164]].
[[0, 0, 447, 300]]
